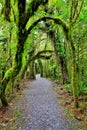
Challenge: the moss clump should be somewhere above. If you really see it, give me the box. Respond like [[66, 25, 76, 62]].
[[5, 68, 14, 79]]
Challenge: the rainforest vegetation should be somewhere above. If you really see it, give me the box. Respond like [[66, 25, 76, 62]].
[[0, 0, 87, 125]]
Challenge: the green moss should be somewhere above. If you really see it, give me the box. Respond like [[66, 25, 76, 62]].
[[5, 68, 14, 79]]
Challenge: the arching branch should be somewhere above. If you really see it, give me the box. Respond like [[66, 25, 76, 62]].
[[31, 50, 53, 61], [20, 50, 53, 79], [72, 0, 84, 25], [26, 16, 69, 40], [70, 0, 84, 26], [23, 0, 49, 28]]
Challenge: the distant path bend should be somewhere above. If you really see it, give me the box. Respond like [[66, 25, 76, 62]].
[[15, 74, 79, 130]]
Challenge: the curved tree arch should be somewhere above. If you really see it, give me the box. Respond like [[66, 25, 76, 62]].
[[0, 15, 74, 107], [20, 49, 53, 79], [0, 0, 49, 107], [0, 0, 84, 107]]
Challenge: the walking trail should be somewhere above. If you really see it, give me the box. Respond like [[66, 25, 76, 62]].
[[12, 74, 80, 130]]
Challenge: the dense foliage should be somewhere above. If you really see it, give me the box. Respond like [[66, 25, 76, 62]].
[[0, 0, 87, 110]]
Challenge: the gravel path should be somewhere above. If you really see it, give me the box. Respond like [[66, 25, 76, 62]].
[[13, 75, 80, 130]]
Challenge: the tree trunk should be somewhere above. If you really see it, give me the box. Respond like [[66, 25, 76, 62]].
[[4, 0, 11, 21], [52, 36, 69, 84], [69, 32, 79, 107], [71, 47, 79, 107], [1, 87, 8, 107], [0, 34, 25, 106], [38, 59, 43, 77], [30, 61, 35, 79], [0, 0, 49, 107], [20, 64, 28, 79]]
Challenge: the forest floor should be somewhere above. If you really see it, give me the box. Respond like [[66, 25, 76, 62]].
[[53, 82, 87, 130], [0, 75, 86, 130]]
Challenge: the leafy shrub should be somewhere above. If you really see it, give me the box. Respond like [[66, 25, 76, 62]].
[[64, 83, 72, 93], [78, 81, 87, 95]]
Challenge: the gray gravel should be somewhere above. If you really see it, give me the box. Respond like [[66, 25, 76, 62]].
[[14, 74, 81, 130]]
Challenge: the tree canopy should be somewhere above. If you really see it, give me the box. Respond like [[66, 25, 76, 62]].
[[0, 0, 87, 114]]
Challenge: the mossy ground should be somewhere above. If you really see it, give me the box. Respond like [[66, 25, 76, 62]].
[[53, 82, 87, 130]]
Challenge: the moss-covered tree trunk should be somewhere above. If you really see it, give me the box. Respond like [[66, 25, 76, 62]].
[[50, 33, 68, 84], [71, 44, 78, 107], [0, 34, 25, 106], [20, 57, 30, 79], [68, 0, 84, 107], [68, 29, 79, 107], [29, 61, 35, 79], [38, 59, 43, 77], [4, 0, 11, 21], [53, 38, 64, 84], [20, 64, 28, 79], [1, 0, 49, 106], [0, 0, 26, 106]]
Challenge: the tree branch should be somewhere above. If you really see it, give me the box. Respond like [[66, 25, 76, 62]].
[[18, 0, 26, 29], [4, 0, 11, 21], [70, 0, 84, 26], [72, 0, 84, 25], [11, 3, 17, 24], [30, 50, 53, 61], [33, 55, 52, 60], [24, 0, 48, 27], [26, 16, 69, 40]]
